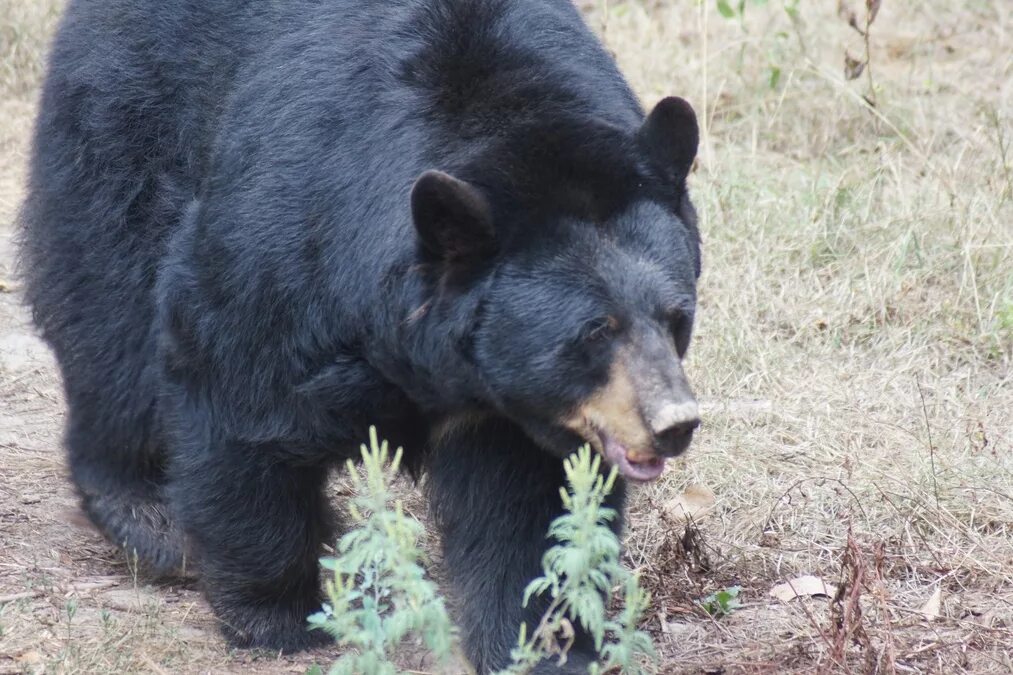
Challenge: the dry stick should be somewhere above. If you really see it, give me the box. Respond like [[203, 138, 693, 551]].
[[990, 108, 1013, 205], [782, 579, 839, 667], [862, 0, 879, 106], [770, 528, 855, 674], [915, 378, 940, 509], [0, 367, 44, 390], [871, 541, 897, 674], [760, 476, 870, 534], [838, 530, 881, 675], [65, 578, 119, 594], [139, 654, 170, 675], [698, 0, 711, 170], [0, 590, 43, 603], [952, 484, 1013, 503], [871, 485, 947, 572], [885, 603, 1013, 638]]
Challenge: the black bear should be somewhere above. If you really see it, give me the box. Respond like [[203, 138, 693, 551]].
[[20, 0, 702, 671]]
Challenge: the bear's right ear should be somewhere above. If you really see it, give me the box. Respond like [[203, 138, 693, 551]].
[[411, 170, 497, 264], [637, 96, 699, 182]]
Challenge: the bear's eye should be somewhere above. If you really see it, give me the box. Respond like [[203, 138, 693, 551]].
[[583, 316, 619, 343]]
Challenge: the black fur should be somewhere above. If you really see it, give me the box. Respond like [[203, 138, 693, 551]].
[[20, 0, 701, 670]]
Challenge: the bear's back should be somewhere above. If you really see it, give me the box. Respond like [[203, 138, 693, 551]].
[[21, 0, 646, 453]]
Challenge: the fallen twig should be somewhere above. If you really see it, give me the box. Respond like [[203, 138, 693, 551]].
[[0, 590, 43, 603]]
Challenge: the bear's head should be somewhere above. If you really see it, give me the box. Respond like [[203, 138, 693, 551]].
[[411, 98, 701, 482]]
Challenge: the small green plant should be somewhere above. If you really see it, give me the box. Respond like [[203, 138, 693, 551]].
[[65, 597, 78, 640], [996, 299, 1013, 334], [716, 0, 754, 21], [308, 427, 454, 675], [697, 586, 743, 618], [713, 0, 804, 90], [311, 437, 655, 674], [502, 446, 655, 675]]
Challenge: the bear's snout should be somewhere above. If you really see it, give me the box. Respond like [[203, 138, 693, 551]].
[[632, 330, 700, 460], [563, 328, 699, 480], [650, 405, 700, 458]]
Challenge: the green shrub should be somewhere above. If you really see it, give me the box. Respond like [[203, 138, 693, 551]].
[[310, 431, 655, 675], [502, 447, 654, 675], [308, 428, 454, 675]]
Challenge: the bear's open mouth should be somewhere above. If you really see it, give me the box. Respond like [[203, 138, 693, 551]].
[[596, 429, 666, 482]]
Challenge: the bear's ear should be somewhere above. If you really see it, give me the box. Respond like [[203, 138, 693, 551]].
[[637, 96, 699, 182], [411, 170, 497, 264]]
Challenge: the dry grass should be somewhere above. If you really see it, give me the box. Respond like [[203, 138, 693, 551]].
[[0, 0, 60, 96], [1, 0, 1011, 673], [589, 1, 1013, 672]]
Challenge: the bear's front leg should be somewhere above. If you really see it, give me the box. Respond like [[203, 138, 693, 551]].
[[169, 438, 334, 652], [426, 418, 626, 674]]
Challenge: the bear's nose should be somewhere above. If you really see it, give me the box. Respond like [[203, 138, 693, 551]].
[[649, 400, 700, 458], [653, 416, 700, 457]]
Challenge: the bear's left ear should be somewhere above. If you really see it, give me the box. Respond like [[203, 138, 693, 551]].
[[411, 170, 497, 264], [637, 96, 699, 182]]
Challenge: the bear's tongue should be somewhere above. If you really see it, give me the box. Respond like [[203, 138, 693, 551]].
[[600, 433, 665, 482]]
